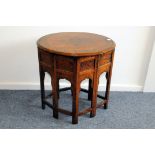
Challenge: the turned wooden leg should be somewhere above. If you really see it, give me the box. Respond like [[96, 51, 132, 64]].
[[88, 79, 93, 101], [39, 66, 46, 110]]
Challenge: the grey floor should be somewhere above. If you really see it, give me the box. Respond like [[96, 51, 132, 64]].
[[0, 90, 155, 129]]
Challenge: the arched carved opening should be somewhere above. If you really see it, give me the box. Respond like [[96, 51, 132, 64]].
[[57, 78, 73, 112], [98, 72, 107, 91], [80, 78, 89, 90], [44, 72, 52, 90], [41, 71, 53, 104], [78, 78, 93, 112], [58, 78, 72, 95], [97, 71, 108, 102]]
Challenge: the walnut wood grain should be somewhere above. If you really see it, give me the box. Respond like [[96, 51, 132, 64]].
[[37, 32, 115, 56]]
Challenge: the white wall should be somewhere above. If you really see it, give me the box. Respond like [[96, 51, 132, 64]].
[[0, 26, 153, 91], [144, 41, 155, 92]]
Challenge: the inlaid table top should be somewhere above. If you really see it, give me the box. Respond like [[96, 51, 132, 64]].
[[37, 32, 116, 56]]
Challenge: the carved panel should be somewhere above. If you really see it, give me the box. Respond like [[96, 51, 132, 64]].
[[55, 55, 74, 72], [56, 69, 73, 84], [80, 59, 95, 72], [99, 51, 112, 66], [39, 49, 52, 65], [57, 72, 73, 83], [79, 74, 94, 83], [41, 64, 52, 74], [98, 63, 111, 77]]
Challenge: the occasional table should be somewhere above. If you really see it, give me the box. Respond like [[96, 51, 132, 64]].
[[37, 32, 115, 124]]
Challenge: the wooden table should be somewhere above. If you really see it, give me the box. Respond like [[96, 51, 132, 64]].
[[37, 32, 115, 124]]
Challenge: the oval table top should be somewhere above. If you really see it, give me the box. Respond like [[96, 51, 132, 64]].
[[37, 32, 116, 57]]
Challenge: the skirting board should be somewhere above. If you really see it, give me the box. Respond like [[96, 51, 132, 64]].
[[0, 82, 143, 92]]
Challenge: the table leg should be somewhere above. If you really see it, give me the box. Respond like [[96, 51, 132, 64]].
[[88, 79, 93, 101], [52, 77, 59, 119], [89, 56, 99, 117], [72, 83, 80, 124], [90, 78, 98, 117], [104, 69, 112, 109], [71, 87, 73, 96], [57, 78, 59, 99], [39, 66, 46, 109]]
